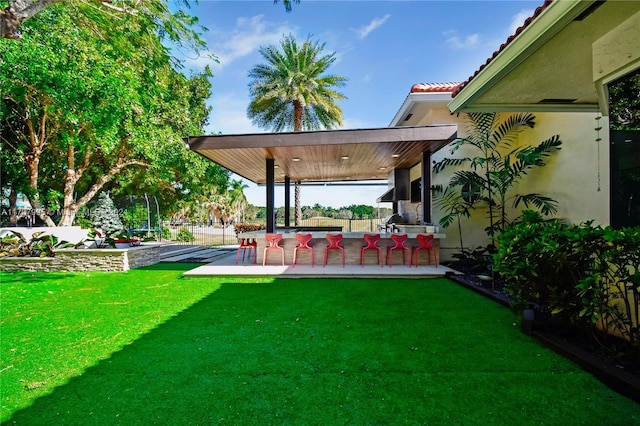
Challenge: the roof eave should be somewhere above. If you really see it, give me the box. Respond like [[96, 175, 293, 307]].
[[448, 0, 596, 114]]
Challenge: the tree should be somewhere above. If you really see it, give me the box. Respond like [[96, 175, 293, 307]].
[[229, 179, 249, 223], [0, 5, 226, 226], [91, 192, 124, 235], [1, 0, 299, 40], [247, 33, 347, 225], [433, 112, 562, 240]]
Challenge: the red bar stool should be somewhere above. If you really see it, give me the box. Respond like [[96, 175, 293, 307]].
[[412, 233, 438, 267], [263, 233, 285, 266], [361, 233, 383, 267], [323, 233, 345, 267], [386, 233, 410, 267], [235, 237, 257, 264], [293, 233, 314, 267]]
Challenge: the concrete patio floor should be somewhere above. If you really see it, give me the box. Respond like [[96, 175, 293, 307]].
[[160, 244, 457, 278]]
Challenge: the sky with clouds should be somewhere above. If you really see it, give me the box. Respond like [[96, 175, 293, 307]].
[[179, 0, 541, 208]]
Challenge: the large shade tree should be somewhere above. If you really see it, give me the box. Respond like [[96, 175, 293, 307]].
[[247, 34, 347, 225], [0, 4, 227, 226], [0, 0, 299, 40]]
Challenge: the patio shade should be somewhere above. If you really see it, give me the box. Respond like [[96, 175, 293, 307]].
[[186, 125, 457, 185]]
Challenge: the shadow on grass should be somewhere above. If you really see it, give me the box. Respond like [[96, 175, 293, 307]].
[[6, 278, 640, 425], [0, 272, 78, 284]]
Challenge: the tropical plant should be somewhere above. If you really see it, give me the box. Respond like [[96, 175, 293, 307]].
[[433, 112, 562, 240], [0, 230, 72, 257], [247, 33, 347, 225]]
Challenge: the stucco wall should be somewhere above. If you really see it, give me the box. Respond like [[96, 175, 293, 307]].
[[408, 111, 610, 262]]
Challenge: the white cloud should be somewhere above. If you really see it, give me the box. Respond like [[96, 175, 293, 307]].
[[509, 9, 535, 35], [186, 15, 296, 72], [444, 31, 481, 50], [352, 14, 391, 40]]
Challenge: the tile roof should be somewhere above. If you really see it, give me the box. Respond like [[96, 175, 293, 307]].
[[451, 0, 553, 98], [410, 82, 461, 94]]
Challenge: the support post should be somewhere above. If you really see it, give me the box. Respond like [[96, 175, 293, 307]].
[[284, 176, 291, 227], [421, 151, 432, 224], [266, 158, 275, 233]]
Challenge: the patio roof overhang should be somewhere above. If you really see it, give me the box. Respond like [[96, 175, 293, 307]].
[[448, 0, 640, 115], [186, 125, 457, 185]]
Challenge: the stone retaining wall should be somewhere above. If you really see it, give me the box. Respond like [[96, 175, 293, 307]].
[[0, 244, 160, 272]]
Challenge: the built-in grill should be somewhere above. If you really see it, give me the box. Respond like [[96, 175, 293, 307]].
[[377, 214, 404, 233]]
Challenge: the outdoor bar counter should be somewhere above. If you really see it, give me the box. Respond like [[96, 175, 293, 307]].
[[238, 231, 445, 266]]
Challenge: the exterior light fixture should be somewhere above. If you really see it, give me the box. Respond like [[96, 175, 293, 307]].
[[391, 154, 400, 158], [292, 158, 301, 162], [378, 167, 386, 170], [341, 156, 349, 160]]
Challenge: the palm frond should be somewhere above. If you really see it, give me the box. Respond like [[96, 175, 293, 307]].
[[513, 193, 559, 216], [433, 157, 468, 174]]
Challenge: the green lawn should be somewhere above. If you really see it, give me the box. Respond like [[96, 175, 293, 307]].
[[1, 264, 638, 425]]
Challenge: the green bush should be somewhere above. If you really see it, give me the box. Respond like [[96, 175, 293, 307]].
[[495, 211, 640, 355], [577, 226, 640, 353], [176, 227, 195, 242], [494, 211, 596, 324]]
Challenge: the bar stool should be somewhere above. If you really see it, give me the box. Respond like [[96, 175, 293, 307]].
[[235, 237, 257, 264], [323, 233, 345, 267], [386, 233, 410, 267], [263, 233, 285, 266], [293, 233, 314, 267], [361, 233, 383, 267], [412, 233, 438, 267]]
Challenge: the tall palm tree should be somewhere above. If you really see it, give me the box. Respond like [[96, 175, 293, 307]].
[[247, 33, 347, 225], [229, 179, 249, 223]]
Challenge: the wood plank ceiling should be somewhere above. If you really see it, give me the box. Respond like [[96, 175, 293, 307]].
[[187, 125, 457, 184]]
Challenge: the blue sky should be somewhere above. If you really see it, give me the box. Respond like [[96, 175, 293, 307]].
[[180, 0, 542, 208]]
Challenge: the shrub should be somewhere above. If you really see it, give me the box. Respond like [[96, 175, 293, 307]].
[[494, 211, 599, 324], [176, 227, 195, 242], [577, 226, 640, 353], [495, 211, 640, 355]]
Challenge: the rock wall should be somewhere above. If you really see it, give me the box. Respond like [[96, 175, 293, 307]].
[[0, 244, 160, 272]]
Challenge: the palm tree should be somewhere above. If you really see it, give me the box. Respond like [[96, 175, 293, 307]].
[[229, 179, 249, 223], [434, 112, 562, 239], [247, 33, 347, 225]]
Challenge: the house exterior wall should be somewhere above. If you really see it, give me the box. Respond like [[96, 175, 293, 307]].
[[399, 109, 610, 262]]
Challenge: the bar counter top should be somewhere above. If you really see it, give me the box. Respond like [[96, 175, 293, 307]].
[[237, 230, 444, 266]]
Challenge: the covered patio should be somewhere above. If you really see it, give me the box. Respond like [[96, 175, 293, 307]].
[[186, 124, 457, 232], [183, 125, 457, 273]]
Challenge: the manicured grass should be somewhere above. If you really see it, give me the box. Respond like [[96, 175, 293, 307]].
[[1, 265, 639, 424]]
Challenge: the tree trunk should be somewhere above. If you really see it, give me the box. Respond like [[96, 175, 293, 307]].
[[293, 102, 303, 226], [8, 188, 18, 225], [1, 0, 61, 39]]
